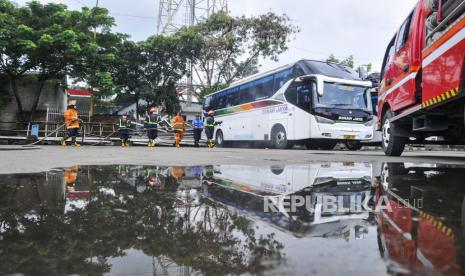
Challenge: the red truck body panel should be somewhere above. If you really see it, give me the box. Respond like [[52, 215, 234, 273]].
[[378, 0, 465, 120], [421, 15, 465, 107]]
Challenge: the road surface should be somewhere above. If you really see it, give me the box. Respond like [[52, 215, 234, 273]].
[[0, 145, 464, 174]]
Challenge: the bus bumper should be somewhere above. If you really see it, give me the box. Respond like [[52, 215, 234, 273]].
[[313, 123, 373, 141]]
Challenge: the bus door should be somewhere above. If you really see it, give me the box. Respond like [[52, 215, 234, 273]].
[[285, 82, 312, 140]]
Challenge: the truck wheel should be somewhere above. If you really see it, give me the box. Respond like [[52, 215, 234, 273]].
[[345, 141, 363, 151], [271, 125, 288, 149], [215, 130, 225, 148], [382, 110, 407, 156]]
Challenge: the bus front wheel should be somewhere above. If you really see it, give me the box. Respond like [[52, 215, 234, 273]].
[[382, 110, 407, 156], [271, 125, 288, 149]]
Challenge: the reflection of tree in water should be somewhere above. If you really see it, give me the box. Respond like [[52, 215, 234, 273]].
[[0, 167, 284, 275]]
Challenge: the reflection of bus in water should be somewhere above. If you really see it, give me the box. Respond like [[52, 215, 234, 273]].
[[202, 163, 374, 236], [377, 163, 465, 275], [203, 60, 374, 150]]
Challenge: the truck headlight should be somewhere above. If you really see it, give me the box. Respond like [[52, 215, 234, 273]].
[[315, 116, 335, 125]]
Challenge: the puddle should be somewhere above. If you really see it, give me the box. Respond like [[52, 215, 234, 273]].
[[0, 162, 464, 275]]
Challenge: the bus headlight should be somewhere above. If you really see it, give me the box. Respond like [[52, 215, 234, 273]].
[[315, 116, 335, 125], [364, 120, 373, 126]]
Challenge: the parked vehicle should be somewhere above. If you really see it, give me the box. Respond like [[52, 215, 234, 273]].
[[378, 0, 465, 156], [203, 60, 374, 150]]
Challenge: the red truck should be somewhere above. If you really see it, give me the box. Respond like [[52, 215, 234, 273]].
[[378, 0, 465, 156]]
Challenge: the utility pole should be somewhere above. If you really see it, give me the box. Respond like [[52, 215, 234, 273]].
[[157, 0, 229, 103]]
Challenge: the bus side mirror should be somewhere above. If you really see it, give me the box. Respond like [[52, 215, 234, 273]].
[[316, 77, 324, 97], [297, 76, 324, 96]]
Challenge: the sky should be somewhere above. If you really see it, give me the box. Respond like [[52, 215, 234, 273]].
[[13, 0, 418, 72]]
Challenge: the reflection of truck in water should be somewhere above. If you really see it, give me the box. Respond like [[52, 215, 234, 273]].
[[377, 163, 465, 275], [202, 163, 375, 237]]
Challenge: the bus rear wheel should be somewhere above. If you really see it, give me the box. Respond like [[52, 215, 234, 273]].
[[271, 125, 288, 149], [215, 130, 226, 148], [382, 110, 407, 156]]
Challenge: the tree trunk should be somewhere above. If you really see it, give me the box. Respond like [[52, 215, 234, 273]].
[[29, 77, 47, 122], [8, 75, 26, 122]]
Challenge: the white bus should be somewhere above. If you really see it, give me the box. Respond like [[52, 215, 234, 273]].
[[203, 60, 374, 150]]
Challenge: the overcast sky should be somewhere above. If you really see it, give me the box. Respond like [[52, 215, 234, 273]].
[[13, 0, 418, 72]]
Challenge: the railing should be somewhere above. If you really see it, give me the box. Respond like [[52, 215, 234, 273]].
[[0, 118, 198, 145]]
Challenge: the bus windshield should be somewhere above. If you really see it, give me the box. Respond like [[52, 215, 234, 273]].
[[313, 83, 371, 112]]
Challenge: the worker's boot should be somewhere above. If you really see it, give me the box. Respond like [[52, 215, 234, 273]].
[[175, 141, 181, 148], [121, 140, 126, 147], [71, 137, 80, 147], [151, 140, 156, 147], [148, 140, 152, 147], [60, 138, 67, 147]]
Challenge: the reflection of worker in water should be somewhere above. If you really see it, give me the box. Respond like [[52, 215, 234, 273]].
[[145, 168, 162, 189], [170, 166, 185, 183], [64, 166, 80, 191]]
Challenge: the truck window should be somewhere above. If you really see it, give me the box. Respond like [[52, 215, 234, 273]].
[[380, 36, 396, 80], [395, 12, 413, 52]]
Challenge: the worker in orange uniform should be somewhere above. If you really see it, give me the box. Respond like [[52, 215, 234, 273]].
[[64, 166, 80, 191], [61, 100, 81, 147], [171, 112, 185, 148]]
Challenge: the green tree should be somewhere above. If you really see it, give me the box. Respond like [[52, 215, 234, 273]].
[[189, 12, 299, 100], [142, 31, 202, 115], [341, 55, 355, 69], [326, 54, 340, 64], [112, 31, 201, 117], [0, 0, 116, 121]]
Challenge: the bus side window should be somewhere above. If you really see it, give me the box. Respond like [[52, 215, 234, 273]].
[[226, 93, 239, 107], [273, 69, 292, 91], [239, 88, 254, 104], [256, 76, 274, 99]]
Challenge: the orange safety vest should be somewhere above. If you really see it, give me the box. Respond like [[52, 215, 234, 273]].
[[64, 108, 80, 129], [171, 115, 185, 131], [64, 169, 78, 184]]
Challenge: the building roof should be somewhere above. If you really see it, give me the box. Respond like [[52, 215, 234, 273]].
[[68, 89, 92, 97]]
